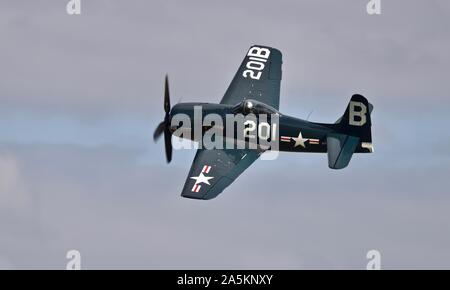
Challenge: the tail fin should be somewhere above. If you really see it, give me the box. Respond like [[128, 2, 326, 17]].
[[327, 94, 373, 169], [336, 94, 373, 143]]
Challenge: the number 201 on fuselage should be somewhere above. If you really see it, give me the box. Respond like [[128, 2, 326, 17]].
[[243, 119, 277, 141]]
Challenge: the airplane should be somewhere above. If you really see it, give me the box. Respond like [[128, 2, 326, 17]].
[[154, 45, 373, 200]]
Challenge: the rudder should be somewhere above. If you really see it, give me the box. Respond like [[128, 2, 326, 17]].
[[327, 94, 373, 169], [336, 94, 373, 144]]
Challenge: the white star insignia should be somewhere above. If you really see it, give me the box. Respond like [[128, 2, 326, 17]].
[[292, 132, 309, 148], [190, 172, 214, 185]]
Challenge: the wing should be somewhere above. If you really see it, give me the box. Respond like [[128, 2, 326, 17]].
[[220, 45, 282, 109], [181, 149, 261, 200]]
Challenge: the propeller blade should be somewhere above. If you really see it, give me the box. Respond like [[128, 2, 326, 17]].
[[164, 128, 172, 163], [153, 121, 165, 141], [155, 74, 173, 163], [164, 74, 171, 114]]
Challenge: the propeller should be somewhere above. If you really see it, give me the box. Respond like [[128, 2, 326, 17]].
[[153, 75, 173, 163]]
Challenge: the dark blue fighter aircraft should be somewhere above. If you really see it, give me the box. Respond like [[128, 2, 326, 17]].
[[154, 45, 373, 200]]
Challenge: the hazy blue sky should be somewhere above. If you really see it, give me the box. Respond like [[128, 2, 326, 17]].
[[1, 0, 450, 269]]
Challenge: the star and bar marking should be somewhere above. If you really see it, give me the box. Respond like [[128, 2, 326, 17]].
[[190, 165, 214, 193], [280, 132, 320, 148]]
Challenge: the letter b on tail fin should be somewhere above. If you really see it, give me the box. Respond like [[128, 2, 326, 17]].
[[338, 94, 373, 144], [328, 94, 374, 169], [349, 100, 367, 126]]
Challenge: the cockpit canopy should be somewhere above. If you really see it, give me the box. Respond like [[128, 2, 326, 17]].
[[232, 99, 279, 115]]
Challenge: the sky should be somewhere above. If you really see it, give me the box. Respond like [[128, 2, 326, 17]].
[[0, 0, 450, 269]]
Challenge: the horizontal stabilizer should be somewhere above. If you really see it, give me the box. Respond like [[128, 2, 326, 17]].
[[327, 133, 359, 169]]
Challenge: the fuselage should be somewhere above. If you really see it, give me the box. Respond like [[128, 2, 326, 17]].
[[168, 101, 369, 153]]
